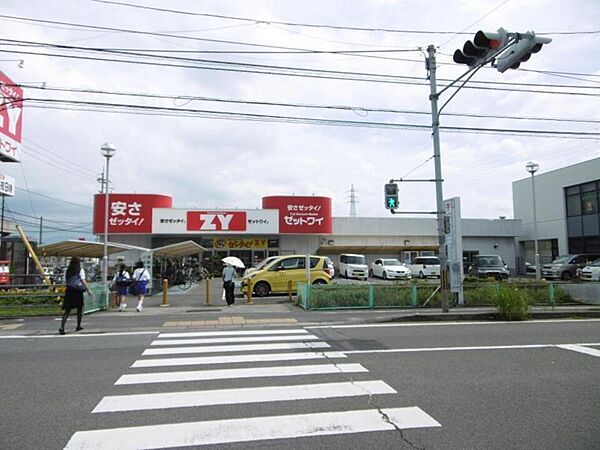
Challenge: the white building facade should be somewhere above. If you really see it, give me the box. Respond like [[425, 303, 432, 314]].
[[512, 157, 600, 265]]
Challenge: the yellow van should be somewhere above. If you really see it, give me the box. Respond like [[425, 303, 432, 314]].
[[241, 255, 332, 296]]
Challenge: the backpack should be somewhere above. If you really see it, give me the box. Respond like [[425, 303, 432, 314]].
[[115, 272, 130, 287], [67, 274, 86, 292]]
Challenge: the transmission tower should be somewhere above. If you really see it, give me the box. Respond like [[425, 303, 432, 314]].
[[348, 184, 358, 216]]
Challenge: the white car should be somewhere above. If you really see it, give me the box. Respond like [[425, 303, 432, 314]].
[[369, 258, 412, 280], [406, 256, 440, 278], [580, 258, 600, 281], [338, 253, 368, 280]]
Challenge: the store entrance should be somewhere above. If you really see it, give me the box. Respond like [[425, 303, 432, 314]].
[[229, 250, 252, 269]]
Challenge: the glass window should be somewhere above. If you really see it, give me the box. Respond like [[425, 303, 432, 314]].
[[581, 182, 596, 192], [565, 186, 580, 195], [566, 194, 581, 217], [582, 191, 598, 214]]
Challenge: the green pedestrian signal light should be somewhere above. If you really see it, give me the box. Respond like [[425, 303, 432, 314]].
[[384, 183, 398, 210]]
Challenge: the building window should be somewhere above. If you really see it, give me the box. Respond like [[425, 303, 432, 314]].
[[566, 194, 581, 217], [581, 190, 598, 214]]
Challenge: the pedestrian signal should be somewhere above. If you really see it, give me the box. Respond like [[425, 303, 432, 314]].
[[384, 183, 398, 210]]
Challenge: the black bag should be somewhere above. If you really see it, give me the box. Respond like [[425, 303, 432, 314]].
[[128, 280, 137, 296], [67, 274, 86, 292]]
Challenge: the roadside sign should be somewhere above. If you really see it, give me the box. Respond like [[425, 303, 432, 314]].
[[0, 173, 15, 196], [0, 71, 23, 162]]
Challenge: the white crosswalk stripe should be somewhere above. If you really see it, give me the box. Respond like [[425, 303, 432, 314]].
[[116, 362, 368, 385], [150, 334, 320, 346], [142, 340, 330, 356], [66, 328, 441, 448]]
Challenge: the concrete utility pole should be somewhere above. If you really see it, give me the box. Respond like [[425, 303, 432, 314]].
[[426, 44, 450, 313]]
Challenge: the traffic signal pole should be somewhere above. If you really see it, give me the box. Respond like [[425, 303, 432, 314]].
[[426, 45, 449, 313]]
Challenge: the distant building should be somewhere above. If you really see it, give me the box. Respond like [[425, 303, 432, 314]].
[[513, 157, 600, 264]]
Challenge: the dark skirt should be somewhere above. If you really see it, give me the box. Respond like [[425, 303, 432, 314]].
[[62, 287, 84, 310]]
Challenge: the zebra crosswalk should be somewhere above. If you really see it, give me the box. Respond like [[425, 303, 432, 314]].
[[65, 328, 441, 449]]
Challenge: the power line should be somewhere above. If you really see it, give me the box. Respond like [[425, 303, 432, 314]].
[[4, 39, 600, 91], [13, 82, 600, 125], [20, 97, 600, 139], [4, 47, 600, 98], [16, 187, 93, 209], [90, 0, 600, 36]]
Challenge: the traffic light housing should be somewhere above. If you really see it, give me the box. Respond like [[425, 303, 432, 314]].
[[495, 33, 552, 72], [453, 29, 508, 67], [384, 183, 398, 210]]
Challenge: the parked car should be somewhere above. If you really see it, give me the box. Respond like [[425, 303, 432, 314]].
[[338, 253, 368, 280], [580, 258, 600, 281], [243, 256, 279, 278], [468, 255, 509, 280], [369, 258, 412, 280], [525, 262, 537, 273], [241, 255, 332, 296], [406, 256, 440, 278], [323, 257, 335, 279], [542, 254, 600, 281]]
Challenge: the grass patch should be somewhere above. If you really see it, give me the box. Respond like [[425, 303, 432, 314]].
[[0, 304, 62, 317]]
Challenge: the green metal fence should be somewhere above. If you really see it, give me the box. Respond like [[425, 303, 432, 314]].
[[84, 283, 109, 314], [297, 281, 568, 310]]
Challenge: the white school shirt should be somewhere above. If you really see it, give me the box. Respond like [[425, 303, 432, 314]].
[[132, 268, 150, 281], [112, 271, 130, 282]]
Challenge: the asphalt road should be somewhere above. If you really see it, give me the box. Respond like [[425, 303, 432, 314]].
[[1, 319, 598, 449]]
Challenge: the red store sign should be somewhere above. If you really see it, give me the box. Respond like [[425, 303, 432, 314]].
[[262, 195, 332, 234], [187, 211, 247, 232], [93, 193, 173, 234], [0, 71, 23, 162]]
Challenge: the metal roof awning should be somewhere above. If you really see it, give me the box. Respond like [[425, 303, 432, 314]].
[[38, 240, 149, 258], [151, 240, 207, 258]]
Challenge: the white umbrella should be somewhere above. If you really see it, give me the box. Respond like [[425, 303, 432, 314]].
[[222, 256, 245, 268]]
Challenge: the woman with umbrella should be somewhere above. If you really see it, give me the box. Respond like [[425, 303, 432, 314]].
[[221, 256, 244, 306]]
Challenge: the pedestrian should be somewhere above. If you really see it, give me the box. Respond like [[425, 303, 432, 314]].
[[110, 264, 131, 311], [222, 263, 236, 306], [59, 256, 91, 335], [131, 260, 151, 312]]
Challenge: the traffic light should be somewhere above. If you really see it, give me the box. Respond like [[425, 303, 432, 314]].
[[384, 183, 398, 210], [495, 33, 552, 72], [453, 29, 508, 67]]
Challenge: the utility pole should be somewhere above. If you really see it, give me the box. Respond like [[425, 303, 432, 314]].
[[38, 216, 43, 246], [348, 184, 358, 216], [427, 44, 449, 313]]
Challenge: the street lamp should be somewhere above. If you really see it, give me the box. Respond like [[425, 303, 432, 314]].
[[100, 143, 116, 298], [525, 161, 541, 281]]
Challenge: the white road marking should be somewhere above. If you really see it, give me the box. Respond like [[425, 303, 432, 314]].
[[150, 334, 319, 346], [159, 329, 309, 338], [65, 406, 441, 449], [132, 351, 347, 368], [0, 331, 159, 339], [556, 344, 600, 358], [343, 344, 550, 354], [92, 380, 397, 413], [306, 318, 600, 329], [116, 363, 368, 385], [143, 341, 330, 356]]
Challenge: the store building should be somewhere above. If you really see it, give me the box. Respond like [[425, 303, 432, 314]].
[[513, 157, 600, 265], [93, 192, 521, 272]]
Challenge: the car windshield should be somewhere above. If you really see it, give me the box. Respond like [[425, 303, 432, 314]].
[[382, 259, 402, 266], [345, 256, 365, 264], [255, 257, 276, 270], [421, 258, 440, 264], [552, 256, 570, 264], [590, 258, 600, 267], [476, 256, 503, 266]]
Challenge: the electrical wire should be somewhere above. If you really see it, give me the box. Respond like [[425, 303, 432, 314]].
[[20, 97, 600, 139], [89, 0, 600, 36]]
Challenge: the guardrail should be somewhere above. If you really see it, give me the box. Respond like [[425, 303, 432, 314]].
[[296, 281, 575, 310]]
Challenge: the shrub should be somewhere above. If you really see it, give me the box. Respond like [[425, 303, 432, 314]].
[[495, 285, 529, 320], [373, 284, 413, 307], [309, 284, 369, 308]]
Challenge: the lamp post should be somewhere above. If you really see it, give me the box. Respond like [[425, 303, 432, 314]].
[[525, 161, 541, 281], [100, 143, 116, 298]]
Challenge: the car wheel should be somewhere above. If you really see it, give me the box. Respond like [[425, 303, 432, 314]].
[[561, 271, 573, 281], [419, 271, 424, 279], [368, 269, 373, 278], [344, 270, 348, 279], [312, 279, 327, 285], [382, 271, 387, 280], [253, 281, 271, 297]]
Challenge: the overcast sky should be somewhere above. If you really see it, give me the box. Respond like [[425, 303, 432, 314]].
[[1, 0, 599, 243]]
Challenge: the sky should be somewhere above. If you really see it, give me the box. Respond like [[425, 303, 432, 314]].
[[0, 0, 599, 244]]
